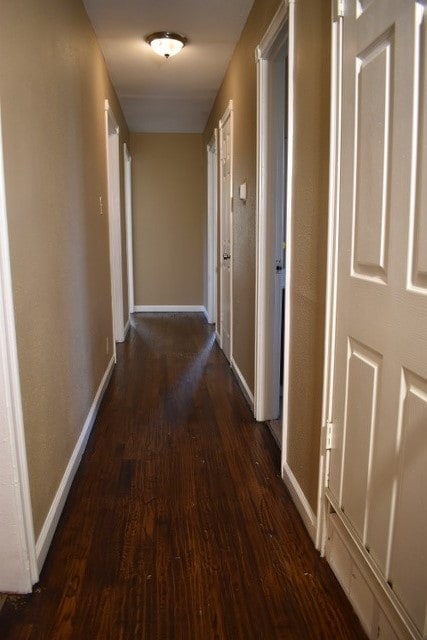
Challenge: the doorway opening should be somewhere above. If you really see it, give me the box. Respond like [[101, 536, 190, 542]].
[[254, 4, 290, 452], [206, 129, 218, 327], [124, 143, 134, 319], [105, 100, 124, 350], [218, 101, 233, 362]]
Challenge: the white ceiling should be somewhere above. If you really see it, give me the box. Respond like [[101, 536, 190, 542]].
[[82, 0, 255, 133]]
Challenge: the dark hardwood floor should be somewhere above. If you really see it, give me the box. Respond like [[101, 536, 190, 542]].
[[0, 313, 366, 639]]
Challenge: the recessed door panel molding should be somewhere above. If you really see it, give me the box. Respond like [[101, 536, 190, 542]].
[[352, 30, 393, 283], [322, 1, 427, 638], [410, 9, 427, 293], [340, 340, 382, 540], [388, 370, 427, 636], [356, 0, 375, 19]]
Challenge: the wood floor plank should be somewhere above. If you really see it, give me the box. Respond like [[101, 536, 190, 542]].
[[0, 313, 367, 639]]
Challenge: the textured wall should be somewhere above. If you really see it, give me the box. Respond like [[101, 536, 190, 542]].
[[204, 0, 282, 391], [204, 0, 330, 513], [130, 133, 205, 307], [286, 0, 330, 511], [0, 0, 129, 536]]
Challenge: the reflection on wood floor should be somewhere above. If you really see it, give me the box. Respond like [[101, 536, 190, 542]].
[[0, 313, 366, 639]]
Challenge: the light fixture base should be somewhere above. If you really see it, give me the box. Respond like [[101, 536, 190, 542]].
[[145, 32, 187, 59]]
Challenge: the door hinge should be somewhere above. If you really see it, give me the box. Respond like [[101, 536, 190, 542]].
[[325, 421, 335, 451], [334, 0, 345, 19]]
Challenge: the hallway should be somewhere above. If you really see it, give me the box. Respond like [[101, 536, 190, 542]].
[[0, 314, 365, 639]]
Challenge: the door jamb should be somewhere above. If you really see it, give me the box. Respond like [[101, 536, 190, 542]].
[[218, 101, 234, 360], [0, 104, 38, 592], [105, 100, 124, 351], [123, 143, 134, 317], [207, 129, 218, 325], [254, 0, 290, 423], [316, 6, 344, 552]]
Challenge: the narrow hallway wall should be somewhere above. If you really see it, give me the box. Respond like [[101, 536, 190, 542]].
[[204, 0, 282, 392], [204, 0, 330, 514], [0, 0, 129, 540]]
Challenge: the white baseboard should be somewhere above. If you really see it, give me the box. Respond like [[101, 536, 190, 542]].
[[202, 306, 209, 321], [124, 318, 131, 337], [231, 358, 254, 410], [281, 461, 317, 543], [35, 356, 115, 571], [134, 305, 205, 313]]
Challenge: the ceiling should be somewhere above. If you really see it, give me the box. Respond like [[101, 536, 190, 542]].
[[82, 0, 255, 133]]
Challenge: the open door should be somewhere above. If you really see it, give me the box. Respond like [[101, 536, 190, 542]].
[[124, 143, 134, 318], [105, 100, 124, 348], [207, 130, 218, 326], [255, 2, 290, 429], [323, 2, 427, 637], [219, 102, 233, 362]]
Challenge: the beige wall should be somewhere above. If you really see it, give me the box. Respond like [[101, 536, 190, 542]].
[[285, 0, 330, 511], [204, 0, 282, 390], [0, 0, 129, 536], [204, 0, 330, 512], [130, 133, 204, 307]]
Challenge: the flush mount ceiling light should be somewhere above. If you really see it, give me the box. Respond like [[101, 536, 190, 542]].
[[145, 32, 187, 59]]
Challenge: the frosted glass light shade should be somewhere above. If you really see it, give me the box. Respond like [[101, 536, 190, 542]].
[[146, 32, 187, 59]]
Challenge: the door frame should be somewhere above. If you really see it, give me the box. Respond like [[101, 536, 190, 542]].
[[206, 129, 218, 326], [105, 100, 124, 350], [218, 101, 234, 359], [317, 3, 344, 553], [0, 104, 38, 593], [123, 142, 134, 317], [254, 0, 291, 423]]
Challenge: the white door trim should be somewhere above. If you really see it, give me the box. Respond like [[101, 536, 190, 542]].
[[123, 142, 134, 316], [206, 129, 218, 325], [317, 4, 344, 553], [219, 100, 234, 360], [0, 104, 38, 593], [105, 100, 124, 350], [254, 0, 290, 423]]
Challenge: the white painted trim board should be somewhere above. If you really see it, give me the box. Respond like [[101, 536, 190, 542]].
[[282, 461, 317, 543], [0, 102, 38, 592], [134, 305, 205, 313], [231, 358, 254, 410], [36, 356, 115, 571]]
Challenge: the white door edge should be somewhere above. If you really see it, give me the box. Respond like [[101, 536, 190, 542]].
[[207, 129, 218, 325], [218, 100, 234, 361], [316, 5, 344, 553], [124, 143, 134, 316], [104, 100, 124, 349], [254, 0, 290, 423], [280, 0, 295, 479], [0, 103, 38, 592]]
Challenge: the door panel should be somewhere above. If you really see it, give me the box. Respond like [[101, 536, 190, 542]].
[[341, 340, 382, 541], [328, 1, 427, 635], [353, 34, 391, 281], [219, 106, 233, 361], [390, 372, 427, 633], [411, 13, 427, 291]]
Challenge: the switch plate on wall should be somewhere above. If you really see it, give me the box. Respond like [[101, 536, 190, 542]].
[[239, 181, 247, 201]]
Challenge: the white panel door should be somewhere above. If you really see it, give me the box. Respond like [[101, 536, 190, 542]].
[[219, 104, 233, 362], [327, 1, 427, 635]]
